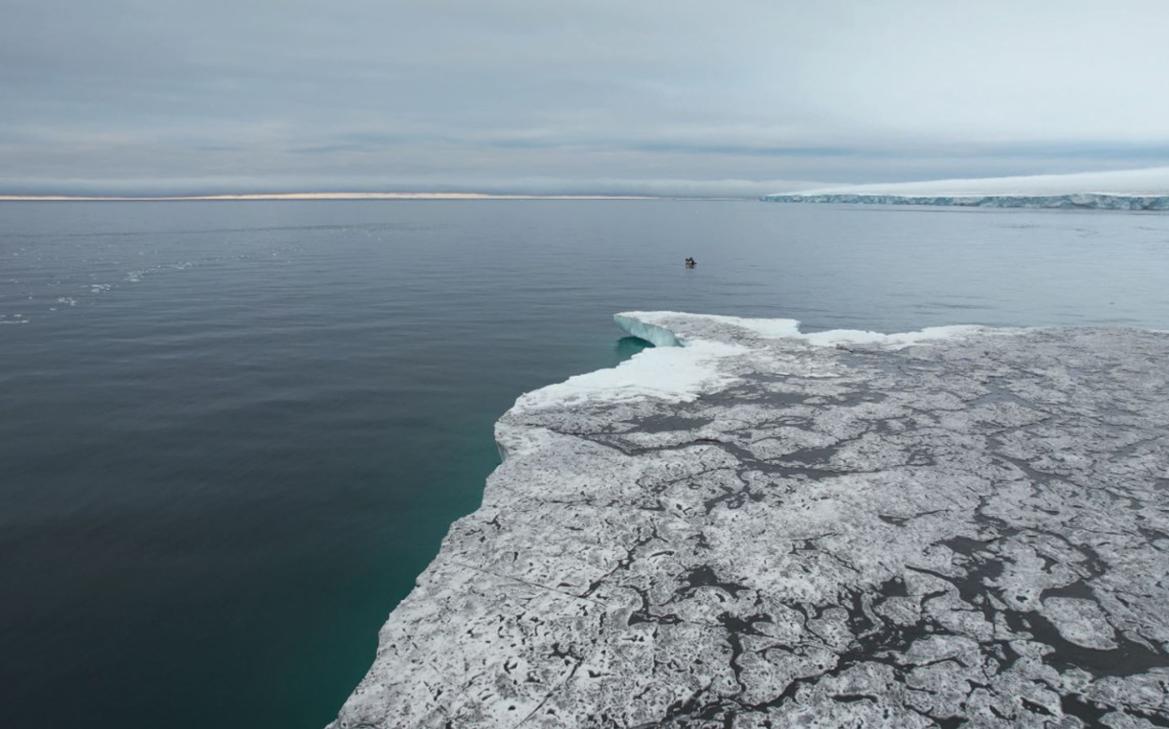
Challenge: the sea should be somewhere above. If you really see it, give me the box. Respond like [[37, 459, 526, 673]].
[[2, 200, 1168, 728]]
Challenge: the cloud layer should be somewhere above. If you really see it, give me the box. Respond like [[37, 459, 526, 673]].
[[3, 1, 1169, 195]]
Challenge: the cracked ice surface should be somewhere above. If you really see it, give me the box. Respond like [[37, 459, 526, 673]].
[[330, 312, 1169, 728]]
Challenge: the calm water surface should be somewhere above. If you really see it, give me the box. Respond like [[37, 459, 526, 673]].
[[2, 200, 1168, 728]]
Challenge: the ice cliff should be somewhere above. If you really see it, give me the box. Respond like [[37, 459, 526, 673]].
[[330, 312, 1169, 728], [762, 192, 1169, 209], [763, 167, 1169, 210], [762, 192, 1169, 210]]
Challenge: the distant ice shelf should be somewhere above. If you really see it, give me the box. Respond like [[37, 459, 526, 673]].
[[762, 192, 1169, 209], [763, 166, 1169, 210], [329, 312, 1169, 728]]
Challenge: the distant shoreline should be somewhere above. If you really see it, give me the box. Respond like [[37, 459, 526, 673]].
[[761, 192, 1169, 210], [0, 192, 681, 202], [760, 167, 1169, 210]]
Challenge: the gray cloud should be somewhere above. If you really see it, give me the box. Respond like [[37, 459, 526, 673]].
[[3, 0, 1168, 195]]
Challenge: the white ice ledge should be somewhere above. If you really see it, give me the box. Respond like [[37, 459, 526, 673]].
[[513, 311, 998, 413], [763, 167, 1169, 209]]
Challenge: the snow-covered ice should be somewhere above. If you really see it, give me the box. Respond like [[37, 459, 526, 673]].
[[330, 312, 1169, 728], [765, 166, 1169, 209]]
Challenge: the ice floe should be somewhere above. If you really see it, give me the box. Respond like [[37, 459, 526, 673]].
[[331, 312, 1169, 728]]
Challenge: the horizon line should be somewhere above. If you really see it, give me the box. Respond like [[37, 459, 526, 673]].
[[0, 191, 757, 202]]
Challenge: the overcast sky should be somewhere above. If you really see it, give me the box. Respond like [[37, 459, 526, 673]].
[[3, 0, 1169, 195]]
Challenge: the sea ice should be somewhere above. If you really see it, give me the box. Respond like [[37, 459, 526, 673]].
[[330, 312, 1169, 728]]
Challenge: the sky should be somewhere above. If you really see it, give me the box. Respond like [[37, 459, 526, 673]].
[[3, 0, 1169, 196]]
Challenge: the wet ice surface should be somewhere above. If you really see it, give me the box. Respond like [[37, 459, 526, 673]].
[[332, 313, 1169, 728]]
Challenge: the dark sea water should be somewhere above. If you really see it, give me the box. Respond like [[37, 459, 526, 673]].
[[2, 200, 1168, 728]]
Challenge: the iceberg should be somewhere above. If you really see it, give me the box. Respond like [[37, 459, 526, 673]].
[[330, 312, 1169, 728], [763, 166, 1169, 209]]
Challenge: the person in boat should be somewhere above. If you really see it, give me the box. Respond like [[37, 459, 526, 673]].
[[685, 257, 697, 268]]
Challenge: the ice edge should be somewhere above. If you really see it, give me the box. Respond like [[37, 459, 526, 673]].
[[513, 311, 1003, 414], [328, 312, 1169, 729]]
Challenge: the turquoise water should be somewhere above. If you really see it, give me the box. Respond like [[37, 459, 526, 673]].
[[2, 200, 1168, 728]]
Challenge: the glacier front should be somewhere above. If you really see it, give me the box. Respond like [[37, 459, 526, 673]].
[[330, 312, 1169, 728], [763, 167, 1169, 210]]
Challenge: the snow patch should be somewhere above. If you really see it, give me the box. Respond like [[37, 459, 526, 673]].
[[620, 311, 803, 341], [619, 311, 994, 349], [800, 325, 992, 347], [514, 338, 746, 412], [514, 311, 996, 413]]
